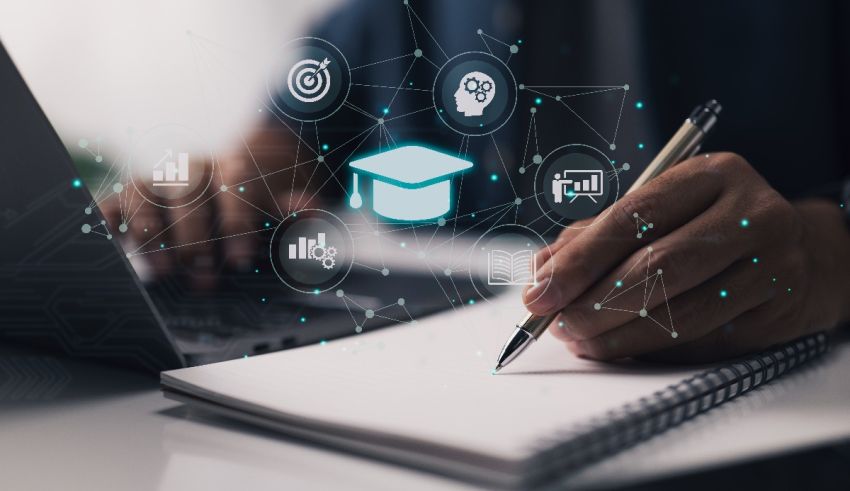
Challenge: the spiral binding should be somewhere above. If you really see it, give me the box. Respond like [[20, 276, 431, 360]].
[[524, 332, 829, 486]]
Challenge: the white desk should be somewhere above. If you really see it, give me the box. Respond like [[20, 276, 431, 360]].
[[2, 342, 849, 491]]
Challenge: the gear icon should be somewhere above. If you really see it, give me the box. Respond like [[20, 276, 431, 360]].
[[464, 77, 479, 93], [480, 80, 493, 92], [310, 244, 327, 259], [322, 256, 336, 270], [475, 91, 488, 102], [326, 246, 337, 256], [309, 242, 338, 270], [461, 75, 494, 105]]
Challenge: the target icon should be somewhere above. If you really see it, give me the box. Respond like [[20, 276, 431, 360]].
[[287, 57, 332, 103]]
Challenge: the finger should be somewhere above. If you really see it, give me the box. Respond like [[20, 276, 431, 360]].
[[559, 202, 759, 340], [524, 157, 725, 314], [637, 305, 783, 363], [564, 257, 776, 360]]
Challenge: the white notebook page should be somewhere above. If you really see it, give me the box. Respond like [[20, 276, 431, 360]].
[[163, 292, 702, 462]]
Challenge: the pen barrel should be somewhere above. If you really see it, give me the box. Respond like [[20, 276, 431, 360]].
[[518, 312, 556, 339], [626, 120, 704, 193]]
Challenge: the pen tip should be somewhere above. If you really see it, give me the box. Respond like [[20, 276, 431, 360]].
[[493, 364, 502, 374]]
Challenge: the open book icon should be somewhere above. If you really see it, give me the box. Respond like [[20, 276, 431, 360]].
[[487, 249, 535, 285]]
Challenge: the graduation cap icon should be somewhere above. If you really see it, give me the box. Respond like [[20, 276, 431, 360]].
[[348, 145, 473, 221]]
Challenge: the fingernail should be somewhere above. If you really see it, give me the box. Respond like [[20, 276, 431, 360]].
[[524, 278, 561, 314]]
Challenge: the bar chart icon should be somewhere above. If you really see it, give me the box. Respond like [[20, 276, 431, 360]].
[[288, 233, 326, 260], [152, 150, 190, 187], [562, 169, 603, 203]]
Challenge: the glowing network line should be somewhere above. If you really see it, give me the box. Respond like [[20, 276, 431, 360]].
[[593, 246, 678, 339]]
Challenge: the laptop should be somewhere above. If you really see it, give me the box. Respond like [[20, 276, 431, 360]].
[[0, 41, 476, 373]]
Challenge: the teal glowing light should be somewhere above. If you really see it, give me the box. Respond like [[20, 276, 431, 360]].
[[534, 97, 542, 105], [787, 287, 792, 294], [635, 101, 644, 109], [468, 299, 476, 305], [299, 316, 307, 323], [319, 340, 328, 346], [637, 143, 645, 150], [159, 243, 165, 249], [615, 280, 623, 287], [382, 107, 390, 115], [261, 297, 267, 303], [264, 222, 271, 228], [471, 213, 476, 218], [254, 268, 259, 273], [752, 257, 759, 264], [72, 178, 82, 188], [740, 218, 750, 228], [321, 143, 329, 151], [490, 173, 498, 182], [719, 289, 728, 298], [238, 186, 245, 193]]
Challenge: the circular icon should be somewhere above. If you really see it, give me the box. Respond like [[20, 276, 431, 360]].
[[269, 209, 354, 294], [534, 144, 620, 226], [268, 37, 351, 122], [129, 124, 215, 209], [433, 51, 517, 136], [467, 224, 553, 306]]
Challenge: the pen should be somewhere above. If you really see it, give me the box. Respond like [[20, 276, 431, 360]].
[[494, 100, 723, 372]]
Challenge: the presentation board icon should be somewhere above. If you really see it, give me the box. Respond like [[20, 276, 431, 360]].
[[552, 170, 603, 204], [348, 145, 473, 221], [152, 150, 189, 187], [487, 249, 535, 286]]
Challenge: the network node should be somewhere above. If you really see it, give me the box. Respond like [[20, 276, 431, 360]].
[[95, 155, 103, 163], [365, 309, 375, 319], [444, 268, 452, 276], [413, 48, 423, 58], [633, 212, 639, 218], [530, 107, 537, 113], [623, 84, 630, 91], [336, 289, 344, 297], [609, 143, 616, 151], [657, 268, 663, 274], [398, 297, 406, 306], [220, 185, 228, 192], [476, 28, 483, 35], [671, 331, 679, 339], [639, 309, 648, 317], [377, 117, 384, 124], [118, 223, 128, 233], [81, 224, 91, 234], [381, 268, 390, 276], [593, 303, 601, 310], [518, 166, 526, 174], [532, 154, 542, 164], [509, 44, 518, 53], [518, 83, 525, 90], [622, 163, 630, 171], [514, 197, 522, 205], [84, 207, 92, 215], [355, 325, 363, 333], [317, 155, 325, 163], [555, 95, 561, 101], [125, 252, 132, 258], [106, 234, 112, 240], [112, 183, 123, 193]]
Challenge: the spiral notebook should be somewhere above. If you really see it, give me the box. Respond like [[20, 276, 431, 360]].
[[161, 294, 828, 489]]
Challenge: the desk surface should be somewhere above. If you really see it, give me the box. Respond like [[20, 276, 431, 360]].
[[2, 341, 849, 491]]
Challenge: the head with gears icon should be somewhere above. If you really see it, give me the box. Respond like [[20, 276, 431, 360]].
[[453, 71, 496, 117]]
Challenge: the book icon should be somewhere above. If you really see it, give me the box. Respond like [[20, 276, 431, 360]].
[[487, 249, 535, 286]]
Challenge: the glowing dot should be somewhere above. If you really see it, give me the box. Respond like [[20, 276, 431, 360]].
[[639, 309, 648, 317], [382, 107, 390, 115], [381, 268, 390, 276], [355, 326, 363, 333], [160, 243, 165, 249], [593, 303, 601, 310], [752, 257, 759, 264], [317, 155, 325, 162], [532, 154, 543, 164], [787, 287, 792, 294], [444, 268, 452, 276], [238, 186, 245, 193], [490, 173, 498, 182], [641, 225, 648, 231], [615, 280, 623, 287], [398, 298, 405, 305], [437, 217, 446, 226], [772, 277, 777, 282], [95, 155, 103, 163], [336, 289, 344, 297], [468, 299, 476, 305], [514, 197, 522, 205], [490, 369, 497, 375], [400, 242, 406, 248], [112, 183, 123, 193], [719, 289, 728, 298], [264, 222, 271, 228], [77, 138, 88, 148], [413, 48, 423, 57], [118, 223, 128, 233], [637, 143, 645, 150], [300, 316, 307, 323], [81, 224, 91, 234], [84, 207, 92, 215], [220, 185, 228, 192], [321, 143, 329, 151], [740, 218, 750, 228], [365, 309, 375, 319], [313, 289, 320, 295], [261, 297, 267, 303], [635, 101, 644, 109], [671, 332, 679, 339], [471, 213, 476, 218], [509, 44, 518, 54], [254, 268, 259, 273], [534, 97, 542, 105], [72, 178, 82, 188], [319, 340, 328, 346]]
